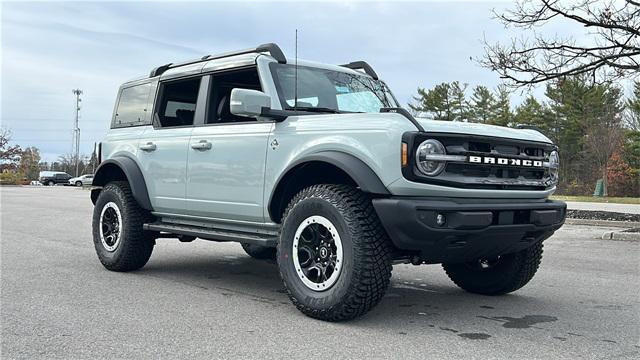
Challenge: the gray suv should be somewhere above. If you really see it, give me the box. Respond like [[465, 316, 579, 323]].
[[91, 43, 566, 321]]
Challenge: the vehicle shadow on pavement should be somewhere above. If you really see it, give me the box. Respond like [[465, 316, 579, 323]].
[[138, 251, 560, 337]]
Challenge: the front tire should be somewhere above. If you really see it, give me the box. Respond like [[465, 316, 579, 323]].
[[75, 181, 82, 187], [92, 181, 154, 272], [442, 242, 544, 295], [47, 181, 54, 186], [277, 184, 393, 322]]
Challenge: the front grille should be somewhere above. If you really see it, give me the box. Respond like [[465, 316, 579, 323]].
[[446, 163, 545, 181], [404, 132, 557, 190]]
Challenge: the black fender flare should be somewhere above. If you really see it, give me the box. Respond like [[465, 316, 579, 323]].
[[91, 156, 153, 211], [268, 151, 389, 218]]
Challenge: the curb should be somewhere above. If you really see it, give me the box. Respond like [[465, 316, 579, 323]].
[[565, 218, 640, 228], [601, 230, 640, 241]]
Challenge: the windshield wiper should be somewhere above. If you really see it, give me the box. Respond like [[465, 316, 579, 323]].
[[287, 106, 341, 114]]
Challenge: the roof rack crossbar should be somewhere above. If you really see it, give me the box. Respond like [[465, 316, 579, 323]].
[[149, 43, 286, 78], [340, 61, 379, 80]]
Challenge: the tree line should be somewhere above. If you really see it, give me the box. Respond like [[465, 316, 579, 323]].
[[409, 78, 640, 196], [0, 127, 97, 184]]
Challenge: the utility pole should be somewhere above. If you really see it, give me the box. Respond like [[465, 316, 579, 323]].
[[72, 89, 82, 177], [92, 142, 97, 174]]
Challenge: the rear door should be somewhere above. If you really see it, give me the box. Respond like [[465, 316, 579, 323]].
[[137, 76, 207, 213]]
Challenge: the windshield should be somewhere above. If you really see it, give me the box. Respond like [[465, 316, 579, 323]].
[[269, 63, 398, 113]]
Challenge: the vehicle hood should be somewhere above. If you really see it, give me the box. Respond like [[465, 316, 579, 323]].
[[415, 118, 553, 144]]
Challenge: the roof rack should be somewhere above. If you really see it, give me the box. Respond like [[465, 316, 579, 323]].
[[340, 61, 378, 80], [149, 43, 286, 77]]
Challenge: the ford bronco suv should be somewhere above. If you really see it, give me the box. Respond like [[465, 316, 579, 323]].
[[91, 43, 565, 321]]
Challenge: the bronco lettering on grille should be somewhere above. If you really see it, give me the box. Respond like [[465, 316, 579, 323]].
[[469, 156, 543, 168]]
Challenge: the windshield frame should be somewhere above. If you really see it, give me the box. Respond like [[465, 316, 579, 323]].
[[268, 62, 398, 114]]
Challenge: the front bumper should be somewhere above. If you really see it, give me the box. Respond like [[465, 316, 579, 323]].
[[372, 197, 566, 264]]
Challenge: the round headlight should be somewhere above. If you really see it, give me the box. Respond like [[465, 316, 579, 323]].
[[416, 139, 446, 176], [548, 150, 559, 183]]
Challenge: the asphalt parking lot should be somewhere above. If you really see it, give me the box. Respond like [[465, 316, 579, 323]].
[[1, 186, 639, 359]]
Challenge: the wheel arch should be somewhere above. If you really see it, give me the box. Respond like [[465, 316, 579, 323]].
[[268, 151, 389, 223], [90, 157, 153, 211]]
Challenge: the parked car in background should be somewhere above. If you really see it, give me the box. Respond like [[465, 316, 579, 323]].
[[39, 171, 72, 186], [69, 174, 94, 187]]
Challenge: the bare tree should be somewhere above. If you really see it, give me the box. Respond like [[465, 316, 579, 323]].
[[481, 0, 640, 87], [584, 120, 623, 196], [55, 153, 90, 175], [55, 153, 76, 175], [0, 127, 22, 171]]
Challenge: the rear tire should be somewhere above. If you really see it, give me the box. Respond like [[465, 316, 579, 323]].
[[442, 242, 544, 295], [241, 243, 276, 260], [92, 181, 154, 272], [277, 184, 393, 322]]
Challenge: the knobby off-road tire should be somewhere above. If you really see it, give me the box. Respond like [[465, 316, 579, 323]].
[[241, 243, 277, 260], [277, 184, 393, 322], [92, 181, 154, 272], [442, 242, 544, 295]]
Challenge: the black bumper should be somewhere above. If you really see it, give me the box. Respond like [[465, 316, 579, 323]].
[[372, 197, 566, 264]]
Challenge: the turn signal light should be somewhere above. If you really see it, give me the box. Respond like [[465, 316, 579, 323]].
[[401, 142, 408, 167]]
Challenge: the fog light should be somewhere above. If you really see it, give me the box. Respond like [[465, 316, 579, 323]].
[[436, 213, 446, 226]]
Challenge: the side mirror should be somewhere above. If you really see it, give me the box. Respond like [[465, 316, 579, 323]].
[[230, 88, 271, 118]]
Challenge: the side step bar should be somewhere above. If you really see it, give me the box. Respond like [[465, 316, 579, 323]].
[[143, 222, 278, 247]]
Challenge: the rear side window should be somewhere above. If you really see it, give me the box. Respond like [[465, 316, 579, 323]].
[[156, 77, 201, 128], [113, 83, 152, 128]]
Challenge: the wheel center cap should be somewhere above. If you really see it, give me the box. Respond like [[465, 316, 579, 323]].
[[319, 246, 329, 259]]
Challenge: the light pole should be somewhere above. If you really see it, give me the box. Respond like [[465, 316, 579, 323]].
[[72, 89, 82, 177]]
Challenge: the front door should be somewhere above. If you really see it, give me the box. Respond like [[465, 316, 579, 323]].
[[185, 67, 272, 222]]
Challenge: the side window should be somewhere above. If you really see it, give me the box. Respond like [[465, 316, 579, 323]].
[[156, 77, 201, 128], [113, 83, 151, 127], [207, 67, 262, 124]]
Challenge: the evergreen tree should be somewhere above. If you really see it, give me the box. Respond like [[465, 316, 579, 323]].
[[489, 85, 512, 127], [545, 77, 625, 196], [449, 81, 469, 122], [623, 81, 640, 189], [469, 85, 495, 124], [626, 81, 640, 131], [409, 83, 453, 120], [409, 82, 469, 121], [513, 96, 549, 132]]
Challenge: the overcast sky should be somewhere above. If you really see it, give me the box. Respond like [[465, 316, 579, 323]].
[[2, 0, 586, 161]]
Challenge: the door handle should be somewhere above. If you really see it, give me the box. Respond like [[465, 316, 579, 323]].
[[191, 140, 212, 151], [139, 142, 156, 152]]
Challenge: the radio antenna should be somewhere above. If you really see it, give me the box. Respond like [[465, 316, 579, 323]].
[[294, 28, 298, 112]]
